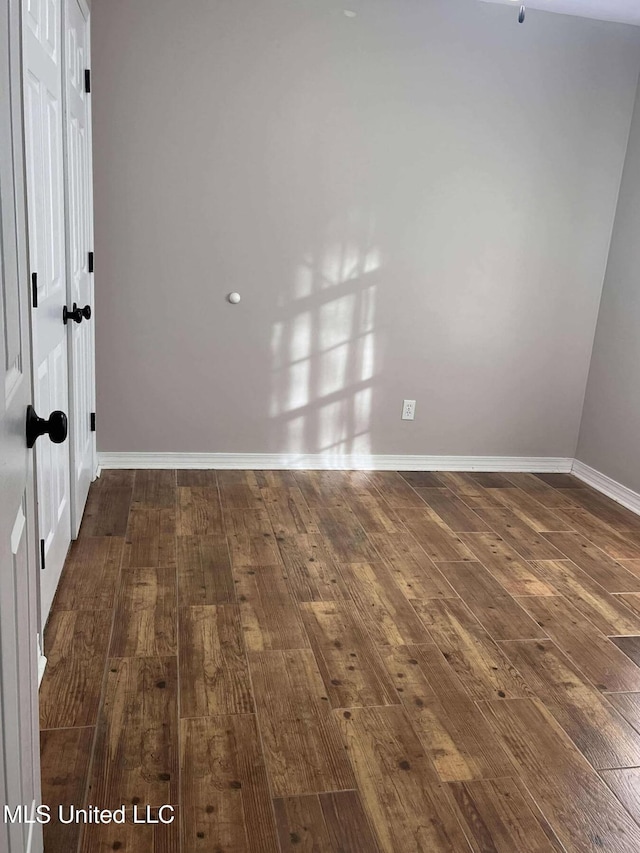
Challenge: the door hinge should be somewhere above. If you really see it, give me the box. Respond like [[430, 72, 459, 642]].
[[88, 251, 94, 273], [40, 539, 45, 571], [31, 272, 38, 308], [90, 412, 96, 432], [84, 69, 91, 93]]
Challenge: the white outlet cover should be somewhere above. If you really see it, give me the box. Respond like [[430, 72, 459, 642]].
[[402, 400, 416, 421]]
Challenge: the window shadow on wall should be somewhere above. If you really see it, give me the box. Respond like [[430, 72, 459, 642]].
[[268, 213, 382, 458]]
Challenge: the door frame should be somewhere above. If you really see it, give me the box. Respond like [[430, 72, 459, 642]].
[[1, 0, 45, 849], [61, 0, 97, 537]]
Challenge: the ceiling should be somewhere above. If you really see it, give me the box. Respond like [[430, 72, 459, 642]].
[[478, 0, 640, 27]]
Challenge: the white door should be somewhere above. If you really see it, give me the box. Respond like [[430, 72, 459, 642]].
[[63, 0, 95, 535], [23, 0, 72, 623], [0, 1, 44, 851]]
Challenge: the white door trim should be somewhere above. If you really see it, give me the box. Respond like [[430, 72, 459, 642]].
[[62, 0, 97, 536]]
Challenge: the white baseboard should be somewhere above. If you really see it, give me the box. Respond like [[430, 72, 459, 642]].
[[572, 459, 640, 517], [98, 452, 573, 473], [94, 452, 640, 518]]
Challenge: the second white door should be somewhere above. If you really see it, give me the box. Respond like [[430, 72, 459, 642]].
[[64, 0, 95, 535]]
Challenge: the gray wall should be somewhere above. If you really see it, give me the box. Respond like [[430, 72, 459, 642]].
[[577, 81, 640, 491], [91, 0, 640, 457]]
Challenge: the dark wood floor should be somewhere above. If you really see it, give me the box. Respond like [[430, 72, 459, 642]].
[[39, 469, 640, 852]]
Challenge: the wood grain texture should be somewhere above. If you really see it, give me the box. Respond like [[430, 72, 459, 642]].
[[413, 598, 532, 700], [40, 610, 113, 729], [123, 508, 176, 568], [403, 507, 475, 561], [339, 562, 432, 646], [177, 534, 234, 606], [369, 531, 458, 600], [235, 564, 310, 651], [263, 486, 320, 536], [41, 467, 640, 853], [132, 470, 176, 509], [474, 508, 564, 560], [177, 469, 217, 487], [535, 473, 586, 489], [225, 508, 283, 567], [479, 698, 640, 853], [52, 536, 123, 611], [470, 472, 518, 488], [543, 531, 640, 592], [381, 644, 513, 781], [335, 704, 474, 853], [346, 493, 406, 535], [504, 473, 580, 508], [616, 592, 640, 620], [217, 470, 265, 509], [460, 532, 557, 595], [417, 490, 490, 532], [365, 471, 427, 507], [293, 471, 350, 507], [254, 470, 299, 489], [319, 790, 382, 852], [277, 534, 350, 602], [437, 561, 545, 640], [498, 639, 640, 769], [488, 487, 572, 532], [516, 595, 640, 692], [274, 794, 334, 853], [79, 469, 134, 536], [527, 560, 640, 635], [399, 471, 446, 488], [311, 505, 379, 563], [179, 605, 253, 716], [110, 565, 176, 657], [274, 791, 381, 852], [556, 488, 640, 532], [177, 486, 224, 535], [41, 727, 94, 853], [89, 657, 178, 809], [430, 473, 506, 509], [449, 777, 563, 853], [611, 636, 640, 667], [249, 649, 356, 797], [600, 769, 640, 825], [434, 472, 492, 499], [274, 795, 335, 852], [607, 693, 640, 736], [80, 811, 180, 853], [619, 560, 640, 580], [181, 715, 279, 852], [300, 601, 400, 708], [556, 508, 640, 560]]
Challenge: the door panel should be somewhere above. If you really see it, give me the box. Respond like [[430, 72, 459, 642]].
[[23, 0, 72, 623], [0, 1, 44, 850], [64, 0, 94, 534]]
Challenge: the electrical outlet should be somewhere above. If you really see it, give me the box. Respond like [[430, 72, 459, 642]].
[[402, 399, 416, 421]]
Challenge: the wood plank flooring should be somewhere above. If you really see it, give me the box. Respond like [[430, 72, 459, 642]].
[[39, 469, 640, 852]]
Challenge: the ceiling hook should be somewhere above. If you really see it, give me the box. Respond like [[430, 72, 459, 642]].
[[519, 4, 526, 23]]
